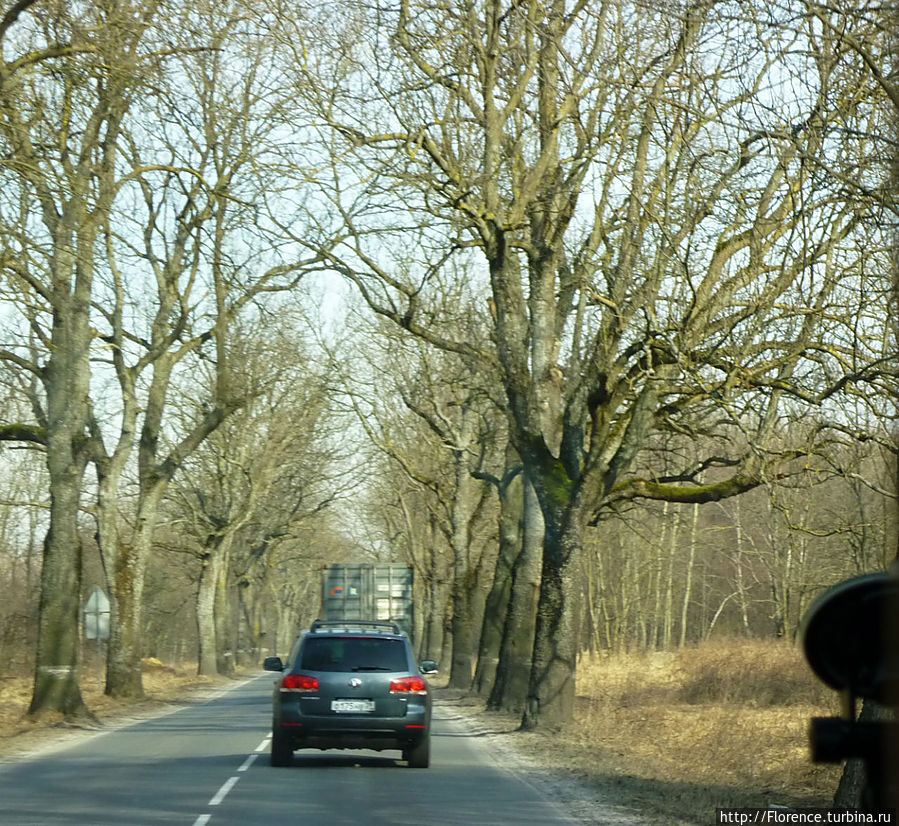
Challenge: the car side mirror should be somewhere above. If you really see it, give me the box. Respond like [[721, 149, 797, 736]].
[[799, 570, 899, 811], [419, 659, 438, 675], [263, 656, 284, 672], [799, 572, 899, 705]]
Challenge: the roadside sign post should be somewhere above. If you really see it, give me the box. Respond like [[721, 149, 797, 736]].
[[84, 587, 110, 687]]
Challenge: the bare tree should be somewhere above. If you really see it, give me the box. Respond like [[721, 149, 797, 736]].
[[290, 0, 894, 726], [167, 318, 342, 675], [87, 0, 329, 697], [338, 316, 501, 685], [0, 0, 337, 708], [0, 0, 168, 718]]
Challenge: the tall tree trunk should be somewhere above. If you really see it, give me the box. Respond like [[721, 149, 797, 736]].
[[104, 483, 163, 697], [733, 498, 752, 635], [663, 506, 681, 648], [650, 505, 667, 649], [194, 529, 239, 677], [439, 596, 453, 671], [448, 586, 474, 688], [197, 540, 228, 676], [419, 574, 440, 661], [29, 281, 92, 720], [473, 464, 523, 696], [447, 407, 479, 689], [215, 541, 236, 676], [106, 541, 145, 697], [273, 582, 302, 659], [239, 580, 266, 667], [416, 513, 445, 661], [678, 502, 700, 648], [489, 477, 542, 712], [521, 488, 581, 730], [428, 567, 451, 664], [29, 502, 88, 718]]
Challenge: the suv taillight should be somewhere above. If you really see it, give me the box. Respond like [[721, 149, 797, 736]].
[[389, 676, 428, 695], [281, 673, 319, 692]]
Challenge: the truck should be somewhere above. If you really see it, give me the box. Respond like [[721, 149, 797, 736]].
[[320, 562, 414, 639]]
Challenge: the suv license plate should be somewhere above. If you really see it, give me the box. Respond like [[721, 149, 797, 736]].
[[332, 699, 375, 713]]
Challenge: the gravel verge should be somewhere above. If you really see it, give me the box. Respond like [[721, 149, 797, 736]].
[[434, 689, 699, 826]]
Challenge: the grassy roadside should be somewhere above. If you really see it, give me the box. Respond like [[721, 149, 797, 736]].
[[451, 639, 843, 825], [0, 659, 239, 758]]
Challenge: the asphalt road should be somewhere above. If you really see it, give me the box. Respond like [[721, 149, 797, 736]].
[[0, 674, 578, 826]]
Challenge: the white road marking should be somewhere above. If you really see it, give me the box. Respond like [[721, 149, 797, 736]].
[[238, 753, 258, 772], [255, 737, 271, 753], [209, 776, 240, 806], [192, 815, 211, 826]]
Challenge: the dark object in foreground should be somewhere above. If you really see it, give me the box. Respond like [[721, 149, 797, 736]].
[[800, 571, 899, 812], [263, 620, 438, 768]]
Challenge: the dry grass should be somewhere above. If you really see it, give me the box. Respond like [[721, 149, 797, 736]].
[[0, 658, 232, 756], [570, 640, 843, 816], [462, 639, 844, 824]]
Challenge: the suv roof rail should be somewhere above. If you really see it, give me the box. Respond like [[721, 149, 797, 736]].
[[309, 619, 403, 635]]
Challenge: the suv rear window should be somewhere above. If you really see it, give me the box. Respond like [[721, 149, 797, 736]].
[[300, 636, 408, 672]]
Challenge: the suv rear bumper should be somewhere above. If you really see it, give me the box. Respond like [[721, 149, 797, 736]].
[[275, 702, 429, 751], [276, 720, 428, 751], [280, 729, 426, 751]]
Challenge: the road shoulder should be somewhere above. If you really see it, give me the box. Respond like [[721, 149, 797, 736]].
[[433, 689, 697, 826]]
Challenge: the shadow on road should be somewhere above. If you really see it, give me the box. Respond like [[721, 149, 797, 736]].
[[287, 753, 401, 769]]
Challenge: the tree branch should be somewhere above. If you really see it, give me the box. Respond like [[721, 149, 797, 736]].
[[0, 422, 47, 446]]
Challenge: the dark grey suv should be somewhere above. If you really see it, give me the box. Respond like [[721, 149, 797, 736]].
[[263, 620, 437, 768]]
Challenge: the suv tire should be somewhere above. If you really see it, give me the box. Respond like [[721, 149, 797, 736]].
[[403, 735, 430, 768], [271, 727, 293, 767]]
